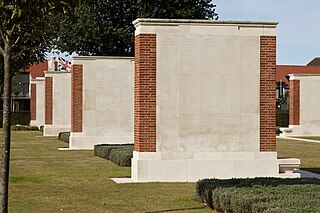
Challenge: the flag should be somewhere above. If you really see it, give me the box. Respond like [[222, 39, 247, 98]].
[[58, 57, 72, 72]]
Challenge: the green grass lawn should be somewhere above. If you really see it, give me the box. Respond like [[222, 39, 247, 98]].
[[4, 130, 210, 213], [277, 138, 320, 174], [1, 130, 319, 212]]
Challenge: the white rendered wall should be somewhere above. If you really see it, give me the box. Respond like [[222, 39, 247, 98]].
[[30, 77, 45, 128], [289, 74, 320, 136], [70, 57, 134, 149], [43, 71, 71, 136], [130, 19, 300, 182]]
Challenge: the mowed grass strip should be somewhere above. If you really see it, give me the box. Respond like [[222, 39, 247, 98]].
[[2, 130, 209, 213], [277, 138, 320, 174]]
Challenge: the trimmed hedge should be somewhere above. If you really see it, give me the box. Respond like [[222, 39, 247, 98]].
[[196, 178, 320, 212], [58, 132, 70, 143], [94, 144, 133, 167], [11, 124, 39, 131], [276, 109, 289, 127], [0, 111, 30, 127]]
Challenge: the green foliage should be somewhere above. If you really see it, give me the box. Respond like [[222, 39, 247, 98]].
[[196, 178, 320, 211], [11, 124, 38, 131], [58, 132, 70, 143], [109, 147, 133, 167], [94, 144, 133, 167], [0, 111, 30, 127], [276, 109, 289, 127], [50, 0, 218, 56]]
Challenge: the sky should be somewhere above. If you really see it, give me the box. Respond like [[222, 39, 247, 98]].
[[214, 0, 320, 65]]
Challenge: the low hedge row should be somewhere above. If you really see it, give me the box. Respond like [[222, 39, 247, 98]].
[[196, 178, 320, 212], [276, 109, 289, 127], [58, 132, 70, 143], [11, 124, 39, 131], [0, 111, 30, 127], [212, 184, 320, 213], [94, 144, 133, 167]]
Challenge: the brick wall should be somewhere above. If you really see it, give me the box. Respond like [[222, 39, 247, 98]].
[[289, 80, 300, 125], [30, 84, 36, 120], [45, 77, 53, 125], [134, 34, 157, 152], [260, 36, 276, 152], [71, 64, 83, 132]]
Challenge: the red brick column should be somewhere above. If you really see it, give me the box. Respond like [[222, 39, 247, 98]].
[[260, 36, 276, 152], [289, 80, 300, 125], [30, 84, 36, 120], [134, 34, 157, 152], [71, 64, 83, 132], [45, 77, 53, 125]]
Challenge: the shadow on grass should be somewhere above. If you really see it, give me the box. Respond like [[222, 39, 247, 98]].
[[146, 206, 206, 213], [302, 168, 320, 175]]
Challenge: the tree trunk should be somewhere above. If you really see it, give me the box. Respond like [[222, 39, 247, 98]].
[[0, 40, 12, 213]]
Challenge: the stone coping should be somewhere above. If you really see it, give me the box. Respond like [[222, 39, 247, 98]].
[[73, 56, 134, 61], [133, 18, 278, 27]]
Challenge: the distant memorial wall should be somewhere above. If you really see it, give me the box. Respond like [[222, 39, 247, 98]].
[[30, 77, 45, 128], [69, 57, 134, 149], [280, 74, 320, 136], [130, 18, 300, 182], [43, 69, 71, 136]]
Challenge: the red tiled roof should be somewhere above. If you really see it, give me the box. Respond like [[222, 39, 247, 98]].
[[23, 61, 48, 79], [276, 65, 320, 86]]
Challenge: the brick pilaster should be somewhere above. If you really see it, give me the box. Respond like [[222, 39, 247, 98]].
[[71, 64, 83, 132], [45, 77, 53, 125], [134, 34, 157, 152], [289, 80, 300, 125], [30, 84, 36, 120], [260, 36, 276, 152]]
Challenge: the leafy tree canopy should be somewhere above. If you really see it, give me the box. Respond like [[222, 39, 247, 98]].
[[50, 0, 218, 56]]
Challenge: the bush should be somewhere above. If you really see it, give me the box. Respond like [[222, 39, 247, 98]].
[[0, 111, 30, 127], [11, 124, 39, 131], [94, 144, 133, 167], [276, 109, 289, 127], [196, 178, 320, 211], [109, 147, 133, 167], [58, 132, 70, 143]]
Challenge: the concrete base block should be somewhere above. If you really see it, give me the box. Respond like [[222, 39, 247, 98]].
[[131, 151, 300, 182], [43, 125, 70, 136], [69, 133, 133, 149]]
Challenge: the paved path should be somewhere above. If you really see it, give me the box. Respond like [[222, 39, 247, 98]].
[[294, 170, 320, 178], [276, 136, 320, 143]]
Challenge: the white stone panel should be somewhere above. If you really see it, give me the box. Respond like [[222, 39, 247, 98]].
[[69, 57, 134, 149], [43, 71, 71, 136], [30, 77, 45, 128]]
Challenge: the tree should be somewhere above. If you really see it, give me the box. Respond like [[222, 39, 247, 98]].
[[0, 1, 68, 211], [50, 0, 218, 56]]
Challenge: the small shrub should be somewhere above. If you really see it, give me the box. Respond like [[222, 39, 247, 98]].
[[109, 147, 133, 167], [58, 132, 70, 143], [11, 124, 39, 131], [94, 144, 133, 167]]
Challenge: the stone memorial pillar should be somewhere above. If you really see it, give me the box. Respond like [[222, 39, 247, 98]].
[[130, 19, 299, 182]]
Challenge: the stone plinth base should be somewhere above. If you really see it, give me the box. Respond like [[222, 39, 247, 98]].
[[280, 125, 320, 137], [43, 125, 70, 136], [69, 133, 133, 149], [131, 151, 300, 182]]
